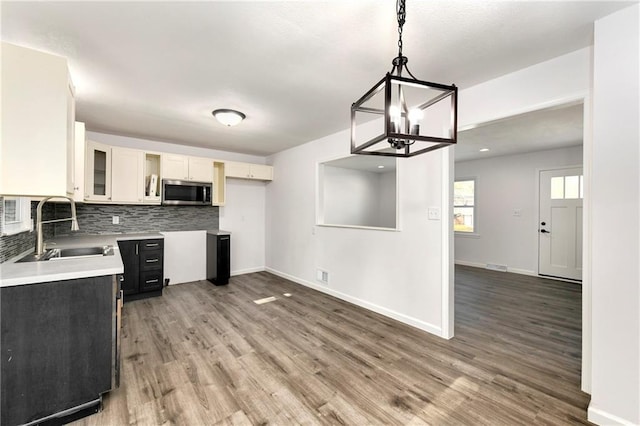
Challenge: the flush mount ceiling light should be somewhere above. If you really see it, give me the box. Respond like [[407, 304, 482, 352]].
[[351, 0, 458, 157], [212, 109, 246, 127]]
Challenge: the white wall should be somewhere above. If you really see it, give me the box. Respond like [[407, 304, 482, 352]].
[[266, 126, 449, 335], [455, 145, 583, 275], [589, 4, 639, 425], [87, 131, 268, 276]]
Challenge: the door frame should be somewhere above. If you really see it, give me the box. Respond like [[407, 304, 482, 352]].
[[450, 93, 593, 393], [535, 164, 584, 280]]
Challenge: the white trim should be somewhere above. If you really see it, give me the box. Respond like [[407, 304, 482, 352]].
[[230, 266, 265, 276], [581, 88, 593, 394], [588, 406, 637, 426], [265, 267, 444, 337], [442, 147, 455, 339], [454, 260, 537, 277]]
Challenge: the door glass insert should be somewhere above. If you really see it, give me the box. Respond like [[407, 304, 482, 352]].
[[550, 175, 583, 200], [565, 175, 580, 199], [551, 176, 564, 199]]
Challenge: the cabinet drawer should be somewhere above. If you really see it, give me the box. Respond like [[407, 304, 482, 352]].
[[140, 239, 163, 251], [140, 250, 163, 271], [140, 270, 163, 292]]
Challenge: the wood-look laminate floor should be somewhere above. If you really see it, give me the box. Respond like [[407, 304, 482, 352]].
[[73, 265, 590, 425]]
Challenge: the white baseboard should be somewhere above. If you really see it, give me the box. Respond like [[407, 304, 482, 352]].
[[588, 405, 637, 426], [231, 266, 265, 277], [265, 267, 443, 338], [454, 260, 536, 277]]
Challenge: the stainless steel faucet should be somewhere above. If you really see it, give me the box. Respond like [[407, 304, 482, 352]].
[[35, 196, 80, 256]]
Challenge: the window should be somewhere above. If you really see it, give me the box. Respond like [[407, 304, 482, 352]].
[[454, 179, 475, 233], [1, 197, 32, 236]]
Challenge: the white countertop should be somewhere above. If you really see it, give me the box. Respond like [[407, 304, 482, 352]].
[[0, 232, 164, 288]]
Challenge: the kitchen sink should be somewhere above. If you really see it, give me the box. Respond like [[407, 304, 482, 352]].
[[17, 245, 115, 263]]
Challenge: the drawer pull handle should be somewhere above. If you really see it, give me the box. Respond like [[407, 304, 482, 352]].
[[146, 243, 159, 247], [146, 279, 159, 284], [146, 259, 159, 263]]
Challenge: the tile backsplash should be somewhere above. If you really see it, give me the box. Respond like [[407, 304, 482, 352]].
[[0, 198, 219, 263]]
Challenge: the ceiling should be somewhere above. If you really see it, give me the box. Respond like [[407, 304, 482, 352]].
[[324, 155, 396, 173], [455, 102, 584, 162], [1, 1, 634, 157]]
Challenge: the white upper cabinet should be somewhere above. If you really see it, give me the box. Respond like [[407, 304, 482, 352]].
[[225, 161, 273, 181], [0, 42, 75, 197], [111, 147, 144, 203], [162, 154, 190, 180], [188, 157, 213, 182], [162, 154, 212, 182]]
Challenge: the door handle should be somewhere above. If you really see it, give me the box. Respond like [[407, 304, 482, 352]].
[[540, 229, 550, 233]]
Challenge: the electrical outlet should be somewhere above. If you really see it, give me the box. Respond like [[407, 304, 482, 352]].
[[112, 216, 119, 225], [513, 209, 522, 217], [428, 207, 440, 220]]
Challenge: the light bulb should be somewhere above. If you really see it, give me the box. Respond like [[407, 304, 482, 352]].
[[389, 105, 401, 133], [408, 108, 423, 135]]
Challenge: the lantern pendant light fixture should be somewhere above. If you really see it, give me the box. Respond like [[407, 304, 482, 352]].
[[351, 0, 458, 157]]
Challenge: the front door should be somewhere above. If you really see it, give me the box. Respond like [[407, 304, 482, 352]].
[[539, 167, 583, 281]]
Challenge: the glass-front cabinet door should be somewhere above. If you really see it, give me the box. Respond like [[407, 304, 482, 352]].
[[85, 140, 112, 201]]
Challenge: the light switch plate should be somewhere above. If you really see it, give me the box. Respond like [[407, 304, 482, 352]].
[[428, 207, 441, 220], [112, 216, 119, 225]]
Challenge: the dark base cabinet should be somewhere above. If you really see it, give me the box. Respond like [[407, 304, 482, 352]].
[[117, 238, 164, 301], [207, 233, 230, 285], [1, 275, 121, 426]]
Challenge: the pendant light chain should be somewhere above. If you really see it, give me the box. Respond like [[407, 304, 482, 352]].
[[397, 0, 406, 59]]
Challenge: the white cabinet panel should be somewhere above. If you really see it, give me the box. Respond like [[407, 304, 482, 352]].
[[161, 231, 206, 284], [66, 83, 76, 196], [111, 147, 144, 203], [162, 154, 189, 180], [71, 122, 86, 202], [225, 162, 252, 179], [1, 42, 73, 197], [189, 157, 213, 182], [249, 164, 273, 180]]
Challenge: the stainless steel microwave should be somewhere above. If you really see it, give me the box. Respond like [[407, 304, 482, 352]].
[[161, 179, 212, 205]]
